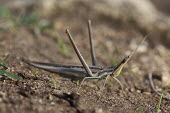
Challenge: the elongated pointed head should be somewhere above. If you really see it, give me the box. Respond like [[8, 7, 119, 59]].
[[112, 35, 149, 77]]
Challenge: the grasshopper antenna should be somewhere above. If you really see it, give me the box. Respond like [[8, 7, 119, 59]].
[[88, 20, 97, 66], [111, 35, 149, 83], [107, 35, 149, 92], [66, 29, 93, 77], [127, 34, 149, 61]]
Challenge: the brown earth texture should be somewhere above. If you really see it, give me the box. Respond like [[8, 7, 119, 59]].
[[0, 0, 170, 113]]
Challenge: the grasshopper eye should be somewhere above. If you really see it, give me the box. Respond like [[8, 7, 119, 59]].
[[123, 56, 130, 63], [122, 57, 128, 63]]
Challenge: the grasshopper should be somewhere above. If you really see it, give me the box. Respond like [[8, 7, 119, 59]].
[[25, 20, 148, 92]]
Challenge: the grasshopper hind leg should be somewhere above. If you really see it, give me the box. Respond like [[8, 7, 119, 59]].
[[88, 20, 97, 66]]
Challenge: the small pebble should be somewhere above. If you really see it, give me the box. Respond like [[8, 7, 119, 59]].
[[143, 92, 151, 95], [130, 88, 135, 92], [136, 90, 141, 93]]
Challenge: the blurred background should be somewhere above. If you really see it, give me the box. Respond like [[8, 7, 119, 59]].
[[0, 0, 170, 46]]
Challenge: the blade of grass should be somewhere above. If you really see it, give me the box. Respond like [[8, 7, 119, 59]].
[[157, 93, 163, 113], [109, 46, 121, 66], [56, 36, 68, 57], [0, 55, 22, 80], [47, 33, 68, 57], [95, 78, 105, 85], [2, 54, 10, 62], [38, 22, 53, 31], [33, 68, 39, 77], [0, 5, 18, 35], [109, 56, 117, 67], [99, 45, 120, 66], [115, 46, 120, 56], [0, 6, 15, 24], [0, 69, 23, 80], [0, 54, 10, 68], [108, 46, 121, 66], [20, 12, 40, 26], [51, 79, 57, 88]]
